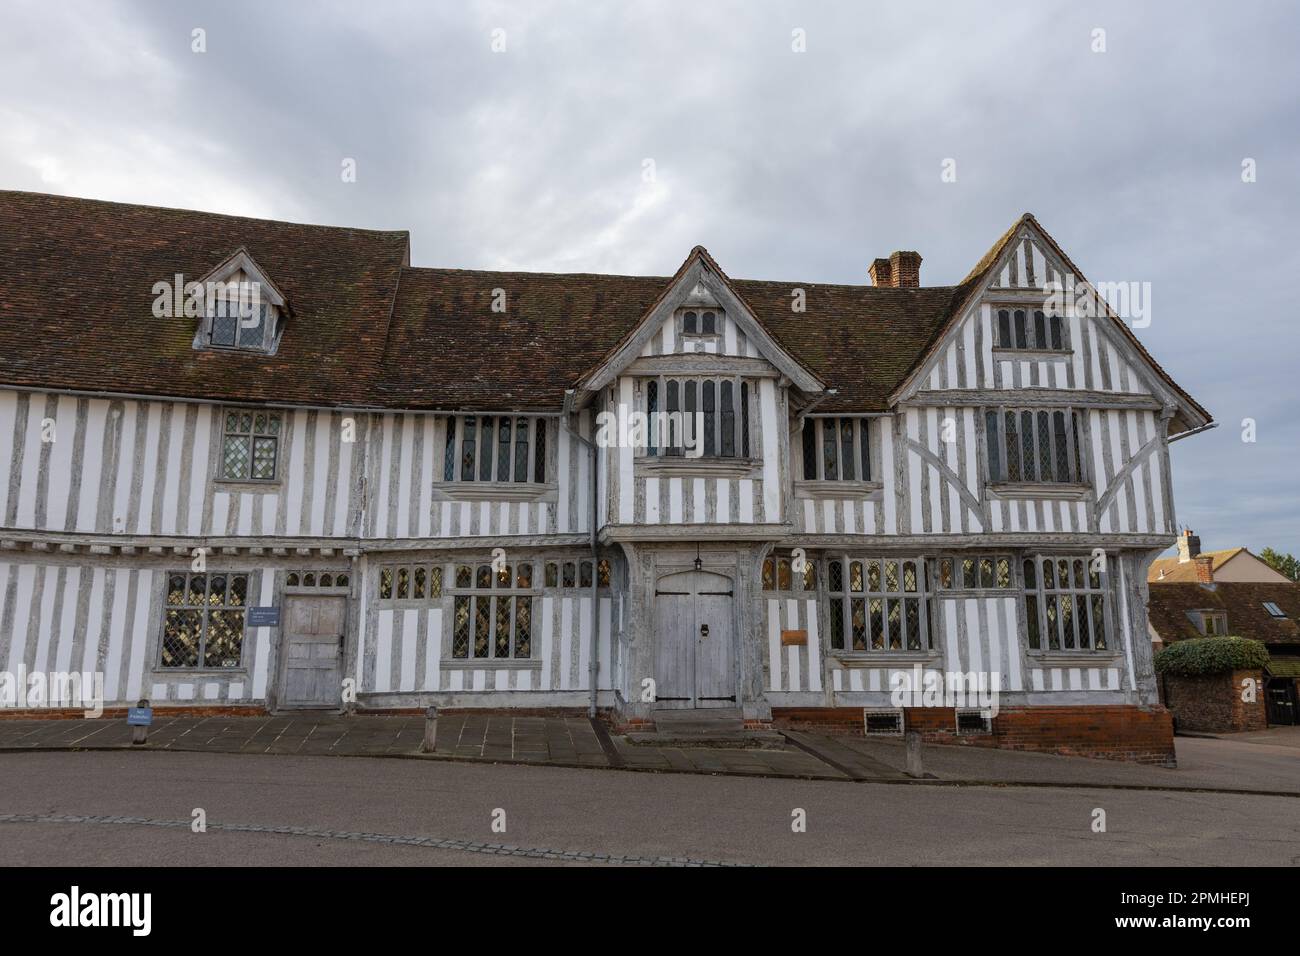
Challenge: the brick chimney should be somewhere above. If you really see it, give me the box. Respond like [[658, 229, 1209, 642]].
[[869, 257, 893, 287], [890, 250, 922, 288], [1176, 528, 1201, 563], [869, 251, 922, 288], [1194, 555, 1214, 584]]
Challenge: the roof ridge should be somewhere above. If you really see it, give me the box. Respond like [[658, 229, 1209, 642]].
[[0, 189, 411, 238]]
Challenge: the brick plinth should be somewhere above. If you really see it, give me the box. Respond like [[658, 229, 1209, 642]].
[[773, 704, 1177, 765]]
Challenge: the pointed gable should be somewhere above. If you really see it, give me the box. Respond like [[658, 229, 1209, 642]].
[[574, 246, 824, 400], [891, 213, 1212, 434]]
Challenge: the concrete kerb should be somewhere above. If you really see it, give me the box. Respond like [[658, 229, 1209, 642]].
[[3, 740, 1300, 798]]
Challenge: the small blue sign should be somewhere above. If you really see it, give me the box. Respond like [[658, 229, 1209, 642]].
[[127, 707, 153, 727], [247, 606, 280, 627]]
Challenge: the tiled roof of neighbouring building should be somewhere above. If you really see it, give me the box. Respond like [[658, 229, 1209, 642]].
[[1148, 581, 1300, 647]]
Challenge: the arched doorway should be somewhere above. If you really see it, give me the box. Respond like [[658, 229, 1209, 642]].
[[653, 569, 736, 709]]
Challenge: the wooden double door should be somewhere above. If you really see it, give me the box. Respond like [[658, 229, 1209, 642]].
[[653, 570, 736, 709]]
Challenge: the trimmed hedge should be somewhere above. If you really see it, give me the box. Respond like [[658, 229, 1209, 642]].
[[1154, 636, 1269, 677]]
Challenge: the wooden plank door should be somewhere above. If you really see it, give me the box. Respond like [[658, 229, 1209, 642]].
[[653, 573, 695, 709], [280, 595, 346, 709], [693, 576, 735, 707], [653, 570, 735, 709]]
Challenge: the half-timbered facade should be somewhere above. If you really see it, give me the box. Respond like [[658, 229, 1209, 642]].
[[0, 191, 1211, 757]]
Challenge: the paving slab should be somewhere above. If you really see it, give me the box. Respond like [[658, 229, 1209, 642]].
[[2, 715, 1297, 794]]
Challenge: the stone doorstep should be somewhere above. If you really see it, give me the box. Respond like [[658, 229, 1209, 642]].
[[622, 730, 789, 750]]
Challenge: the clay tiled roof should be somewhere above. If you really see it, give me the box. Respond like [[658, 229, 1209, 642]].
[[1148, 549, 1250, 583], [378, 267, 960, 411], [0, 190, 409, 407], [1147, 582, 1300, 647], [0, 191, 1206, 420], [378, 268, 670, 410]]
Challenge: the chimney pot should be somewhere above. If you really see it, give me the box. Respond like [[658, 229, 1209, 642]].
[[1177, 529, 1201, 563], [869, 258, 893, 287], [889, 250, 922, 288]]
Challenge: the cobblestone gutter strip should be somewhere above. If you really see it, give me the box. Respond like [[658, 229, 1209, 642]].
[[0, 813, 749, 867]]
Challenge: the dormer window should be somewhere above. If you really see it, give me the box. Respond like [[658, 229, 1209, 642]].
[[681, 308, 719, 336], [191, 248, 288, 356]]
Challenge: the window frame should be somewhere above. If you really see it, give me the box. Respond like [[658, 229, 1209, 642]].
[[992, 306, 1069, 353], [1022, 554, 1113, 654], [799, 416, 873, 482], [1197, 610, 1229, 636], [158, 570, 251, 671], [284, 569, 350, 592], [217, 408, 283, 483], [208, 296, 274, 352], [442, 415, 549, 485], [936, 554, 1014, 591], [824, 555, 934, 655], [679, 306, 721, 339], [449, 561, 539, 661], [376, 563, 444, 605], [985, 406, 1086, 486], [544, 558, 610, 592], [639, 375, 751, 460], [761, 553, 817, 594]]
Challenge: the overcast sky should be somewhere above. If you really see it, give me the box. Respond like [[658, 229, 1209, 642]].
[[1, 0, 1296, 559]]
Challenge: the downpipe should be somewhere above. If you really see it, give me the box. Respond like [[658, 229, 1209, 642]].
[[562, 390, 601, 720]]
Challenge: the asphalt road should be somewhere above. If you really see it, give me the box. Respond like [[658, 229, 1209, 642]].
[[1, 750, 1298, 866]]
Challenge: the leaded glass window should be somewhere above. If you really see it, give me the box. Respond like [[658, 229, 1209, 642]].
[[801, 417, 871, 481], [160, 571, 249, 668], [377, 564, 442, 603], [936, 555, 1013, 591], [1023, 554, 1110, 651], [443, 415, 547, 483], [208, 293, 272, 352], [641, 376, 748, 459], [681, 308, 719, 335], [448, 559, 535, 660], [995, 307, 1066, 351], [825, 556, 932, 652], [219, 409, 281, 481], [986, 407, 1083, 484], [761, 554, 817, 593]]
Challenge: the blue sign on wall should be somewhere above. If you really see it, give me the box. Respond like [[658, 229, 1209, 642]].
[[127, 707, 153, 726], [247, 606, 280, 627]]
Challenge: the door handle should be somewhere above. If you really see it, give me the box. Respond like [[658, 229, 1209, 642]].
[[700, 623, 709, 640]]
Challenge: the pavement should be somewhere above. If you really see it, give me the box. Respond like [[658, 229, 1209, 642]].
[[1, 749, 1298, 866], [1, 713, 1299, 795]]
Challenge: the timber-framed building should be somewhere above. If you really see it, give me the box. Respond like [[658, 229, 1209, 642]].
[[0, 191, 1212, 760]]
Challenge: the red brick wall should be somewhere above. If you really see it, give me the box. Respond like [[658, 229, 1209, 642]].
[[1162, 669, 1267, 733], [773, 704, 1176, 765]]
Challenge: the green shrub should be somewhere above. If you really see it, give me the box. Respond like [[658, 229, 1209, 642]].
[[1154, 636, 1269, 676]]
